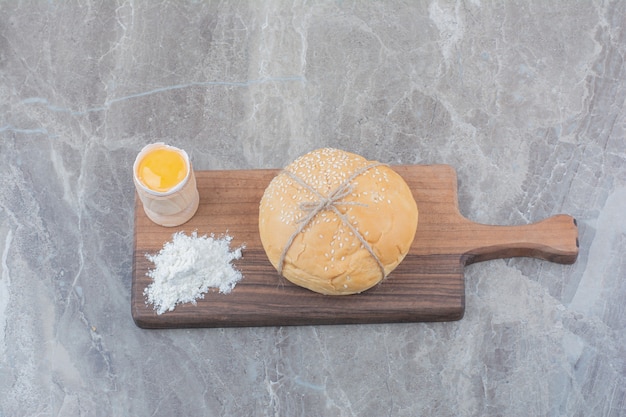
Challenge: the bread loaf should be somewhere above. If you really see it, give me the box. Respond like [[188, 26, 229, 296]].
[[259, 148, 418, 295]]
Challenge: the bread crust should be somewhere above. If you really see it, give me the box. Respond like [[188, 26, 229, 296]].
[[259, 148, 418, 295]]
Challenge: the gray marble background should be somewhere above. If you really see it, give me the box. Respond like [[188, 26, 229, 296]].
[[1, 1, 624, 416]]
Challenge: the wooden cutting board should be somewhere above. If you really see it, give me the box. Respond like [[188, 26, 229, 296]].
[[131, 165, 578, 328]]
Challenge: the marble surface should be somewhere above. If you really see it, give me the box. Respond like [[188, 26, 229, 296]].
[[1, 1, 624, 416]]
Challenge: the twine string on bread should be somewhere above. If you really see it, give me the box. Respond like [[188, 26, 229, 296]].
[[277, 162, 387, 278]]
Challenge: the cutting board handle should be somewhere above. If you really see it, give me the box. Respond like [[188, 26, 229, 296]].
[[463, 214, 579, 265]]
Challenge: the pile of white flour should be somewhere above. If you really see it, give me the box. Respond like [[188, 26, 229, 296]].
[[144, 231, 244, 314]]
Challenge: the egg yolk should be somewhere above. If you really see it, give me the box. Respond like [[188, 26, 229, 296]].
[[137, 147, 187, 192]]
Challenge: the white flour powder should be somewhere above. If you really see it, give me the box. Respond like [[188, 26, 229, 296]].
[[144, 231, 244, 314]]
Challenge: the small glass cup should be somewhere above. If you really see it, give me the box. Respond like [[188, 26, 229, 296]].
[[133, 143, 200, 227]]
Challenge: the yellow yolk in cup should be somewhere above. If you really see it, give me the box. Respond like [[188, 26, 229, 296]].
[[136, 147, 188, 193]]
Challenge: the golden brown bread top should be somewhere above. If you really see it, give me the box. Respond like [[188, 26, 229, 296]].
[[259, 148, 418, 295]]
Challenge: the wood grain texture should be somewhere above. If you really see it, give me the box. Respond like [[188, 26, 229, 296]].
[[131, 165, 578, 328]]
